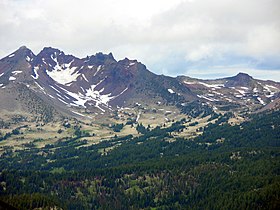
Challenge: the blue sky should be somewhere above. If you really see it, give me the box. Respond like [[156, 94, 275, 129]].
[[0, 0, 279, 81]]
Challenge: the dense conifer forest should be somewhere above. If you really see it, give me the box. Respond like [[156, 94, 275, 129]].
[[0, 110, 279, 209]]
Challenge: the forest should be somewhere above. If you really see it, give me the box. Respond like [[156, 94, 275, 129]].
[[0, 110, 279, 209]]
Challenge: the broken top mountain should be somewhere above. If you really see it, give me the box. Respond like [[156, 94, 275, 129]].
[[0, 46, 279, 121]]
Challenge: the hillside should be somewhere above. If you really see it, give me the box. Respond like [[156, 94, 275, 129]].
[[0, 46, 279, 209]]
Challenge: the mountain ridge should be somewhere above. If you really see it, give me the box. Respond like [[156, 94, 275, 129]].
[[0, 46, 279, 121]]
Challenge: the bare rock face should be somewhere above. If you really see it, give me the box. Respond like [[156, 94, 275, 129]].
[[224, 73, 254, 87]]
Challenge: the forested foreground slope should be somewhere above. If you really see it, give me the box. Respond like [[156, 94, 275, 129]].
[[0, 110, 279, 209]]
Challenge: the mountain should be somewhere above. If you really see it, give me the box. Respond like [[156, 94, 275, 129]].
[[0, 47, 279, 209], [179, 72, 280, 112], [0, 46, 198, 121], [0, 46, 279, 122]]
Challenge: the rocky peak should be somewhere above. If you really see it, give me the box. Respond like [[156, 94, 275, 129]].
[[4, 46, 35, 62], [35, 47, 77, 68], [233, 72, 253, 81], [87, 52, 116, 66], [225, 72, 254, 87]]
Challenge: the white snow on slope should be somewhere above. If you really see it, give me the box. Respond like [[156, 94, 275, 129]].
[[47, 94, 55, 99], [46, 58, 80, 85], [82, 74, 89, 82], [31, 66, 39, 79], [9, 76, 16, 81], [236, 89, 247, 95], [257, 97, 266, 105], [8, 54, 15, 58], [93, 65, 102, 76], [265, 85, 278, 90], [26, 56, 31, 62], [168, 89, 175, 94], [50, 85, 61, 93], [197, 95, 218, 102], [57, 98, 68, 105], [12, 70, 22, 76], [136, 111, 141, 122], [184, 81, 197, 85], [34, 81, 44, 91], [199, 82, 224, 89], [0, 73, 4, 77], [59, 81, 128, 112], [71, 110, 85, 117], [264, 85, 279, 93]]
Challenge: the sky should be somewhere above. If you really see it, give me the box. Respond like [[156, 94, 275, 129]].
[[0, 0, 280, 81]]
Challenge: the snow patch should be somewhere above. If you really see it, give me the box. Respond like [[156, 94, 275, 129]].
[[197, 95, 218, 102], [82, 74, 89, 82], [34, 81, 44, 91], [136, 111, 141, 122], [26, 56, 31, 62], [72, 111, 85, 117], [236, 89, 246, 95], [31, 66, 39, 79], [93, 65, 102, 76], [212, 91, 223, 96], [8, 54, 15, 58], [48, 94, 55, 99], [184, 81, 196, 85], [12, 71, 22, 76], [199, 82, 224, 89], [64, 60, 74, 68], [0, 73, 4, 77], [46, 59, 80, 85], [235, 94, 243, 98], [50, 85, 61, 93], [57, 98, 68, 105], [168, 89, 175, 94], [265, 85, 278, 90], [257, 97, 266, 105], [9, 76, 16, 81]]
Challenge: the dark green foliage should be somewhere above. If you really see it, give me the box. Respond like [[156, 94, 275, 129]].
[[11, 129, 20, 135], [0, 110, 279, 209], [136, 123, 149, 134], [189, 122, 198, 126], [74, 128, 82, 137], [57, 129, 63, 134], [111, 123, 124, 132]]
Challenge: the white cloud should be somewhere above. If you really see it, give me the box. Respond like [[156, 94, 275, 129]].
[[0, 0, 279, 80]]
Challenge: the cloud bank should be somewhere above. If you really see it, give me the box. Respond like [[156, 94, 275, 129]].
[[0, 0, 279, 80]]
